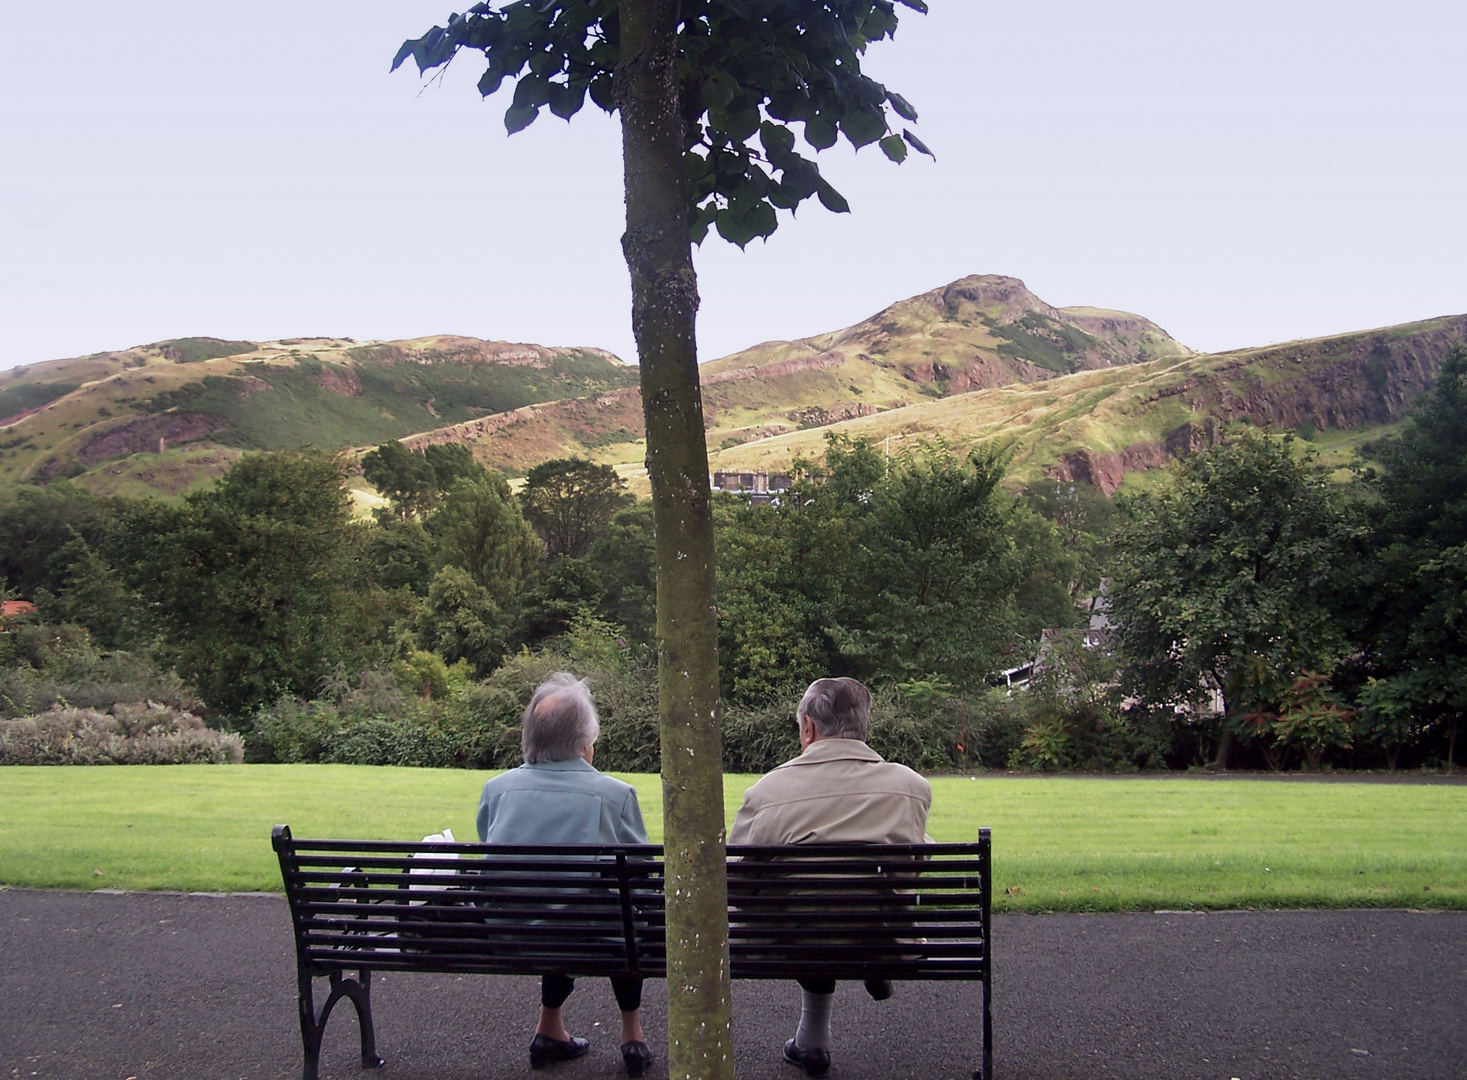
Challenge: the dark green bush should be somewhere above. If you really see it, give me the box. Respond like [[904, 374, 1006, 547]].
[[0, 621, 198, 721]]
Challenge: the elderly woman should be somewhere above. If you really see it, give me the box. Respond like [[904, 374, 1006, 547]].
[[476, 672, 653, 1076]]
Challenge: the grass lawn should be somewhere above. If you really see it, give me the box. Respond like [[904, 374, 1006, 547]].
[[1, 765, 1463, 913]]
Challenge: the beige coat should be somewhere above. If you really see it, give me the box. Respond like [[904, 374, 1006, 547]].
[[729, 738, 932, 846]]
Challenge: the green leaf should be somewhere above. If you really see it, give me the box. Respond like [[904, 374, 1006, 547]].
[[903, 128, 936, 160], [804, 114, 839, 151], [710, 103, 761, 143], [886, 91, 919, 122], [758, 121, 797, 163], [897, 0, 929, 12], [512, 73, 550, 109], [702, 71, 739, 108], [715, 206, 759, 249], [504, 101, 540, 134], [547, 80, 587, 120], [815, 178, 851, 214], [689, 202, 719, 245], [879, 134, 908, 163], [587, 74, 614, 112], [839, 104, 888, 148], [528, 48, 562, 78], [746, 200, 778, 240], [477, 64, 507, 98], [768, 90, 815, 123]]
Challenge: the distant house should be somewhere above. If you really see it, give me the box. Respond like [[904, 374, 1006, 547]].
[[710, 470, 793, 504], [0, 599, 36, 622], [995, 592, 1113, 691], [711, 470, 791, 494]]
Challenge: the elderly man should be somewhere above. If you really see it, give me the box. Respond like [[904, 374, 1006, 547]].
[[476, 672, 653, 1076], [729, 676, 932, 1078]]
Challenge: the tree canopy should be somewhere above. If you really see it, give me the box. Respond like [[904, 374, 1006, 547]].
[[1355, 343, 1467, 766], [393, 0, 932, 246], [519, 456, 633, 557], [1107, 431, 1352, 766]]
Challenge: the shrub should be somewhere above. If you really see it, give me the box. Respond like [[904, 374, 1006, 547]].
[[321, 717, 460, 768], [0, 622, 198, 720], [0, 703, 243, 765]]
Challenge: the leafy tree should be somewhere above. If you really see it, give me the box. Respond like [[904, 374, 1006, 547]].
[[519, 457, 634, 557], [427, 475, 541, 602], [416, 565, 515, 677], [395, 4, 930, 1070], [365, 515, 435, 594], [714, 435, 877, 702], [361, 440, 437, 517], [1355, 343, 1467, 769], [33, 536, 140, 650], [1004, 502, 1079, 643], [119, 450, 370, 714], [514, 556, 610, 645], [362, 440, 488, 518], [0, 482, 126, 598], [832, 441, 1020, 690], [423, 442, 487, 489], [1355, 676, 1421, 772], [1107, 431, 1351, 768], [1020, 478, 1119, 601], [714, 436, 1021, 699], [588, 502, 657, 646]]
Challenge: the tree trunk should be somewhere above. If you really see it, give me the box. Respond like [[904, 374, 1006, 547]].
[[615, 4, 733, 1079], [1216, 669, 1238, 770]]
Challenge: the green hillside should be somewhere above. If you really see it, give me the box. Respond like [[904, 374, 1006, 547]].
[[0, 335, 636, 496], [5, 275, 1462, 500], [705, 311, 1467, 492], [386, 276, 1463, 495]]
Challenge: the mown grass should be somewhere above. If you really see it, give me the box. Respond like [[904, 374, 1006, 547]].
[[0, 767, 1462, 912]]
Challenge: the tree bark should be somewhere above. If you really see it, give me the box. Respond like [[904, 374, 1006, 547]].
[[615, 3, 733, 1079]]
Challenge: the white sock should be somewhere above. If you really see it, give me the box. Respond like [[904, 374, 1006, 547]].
[[794, 989, 833, 1051]]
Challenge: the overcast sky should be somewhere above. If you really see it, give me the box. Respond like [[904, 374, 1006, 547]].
[[2, 0, 1463, 370]]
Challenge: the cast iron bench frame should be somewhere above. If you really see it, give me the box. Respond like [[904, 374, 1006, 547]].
[[273, 824, 992, 1080]]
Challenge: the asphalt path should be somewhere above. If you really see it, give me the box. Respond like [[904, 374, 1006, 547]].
[[2, 889, 1463, 1080]]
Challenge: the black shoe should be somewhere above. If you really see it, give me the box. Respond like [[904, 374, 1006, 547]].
[[863, 978, 893, 1001], [783, 1038, 831, 1078], [621, 1040, 653, 1077], [529, 1033, 590, 1069]]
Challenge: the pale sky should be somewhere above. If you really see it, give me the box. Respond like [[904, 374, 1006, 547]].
[[2, 1, 1463, 371]]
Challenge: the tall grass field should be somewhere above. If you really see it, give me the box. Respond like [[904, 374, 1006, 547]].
[[0, 766, 1462, 913]]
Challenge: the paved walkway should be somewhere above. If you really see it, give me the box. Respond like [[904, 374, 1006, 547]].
[[2, 889, 1463, 1080]]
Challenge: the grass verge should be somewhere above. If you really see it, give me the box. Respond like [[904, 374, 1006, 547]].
[[0, 766, 1462, 912]]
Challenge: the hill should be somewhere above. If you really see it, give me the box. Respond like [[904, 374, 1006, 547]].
[[706, 311, 1466, 492], [0, 335, 636, 497], [392, 274, 1193, 474], [393, 276, 1464, 493], [4, 275, 1462, 500]]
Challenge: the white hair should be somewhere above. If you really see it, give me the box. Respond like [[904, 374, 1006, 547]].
[[798, 677, 872, 740], [521, 672, 600, 763]]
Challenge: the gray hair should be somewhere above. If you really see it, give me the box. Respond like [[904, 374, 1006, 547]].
[[521, 673, 600, 764], [797, 677, 871, 741]]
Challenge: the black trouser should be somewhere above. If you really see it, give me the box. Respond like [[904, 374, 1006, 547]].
[[541, 974, 644, 1012]]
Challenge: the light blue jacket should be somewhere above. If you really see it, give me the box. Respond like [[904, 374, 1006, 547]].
[[476, 758, 648, 846]]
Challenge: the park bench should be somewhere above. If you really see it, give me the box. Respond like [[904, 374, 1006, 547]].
[[273, 824, 992, 1080]]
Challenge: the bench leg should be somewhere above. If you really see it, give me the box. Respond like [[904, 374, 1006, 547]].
[[296, 970, 386, 1080]]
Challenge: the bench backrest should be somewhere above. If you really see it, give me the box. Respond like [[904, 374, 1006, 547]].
[[273, 825, 990, 982]]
